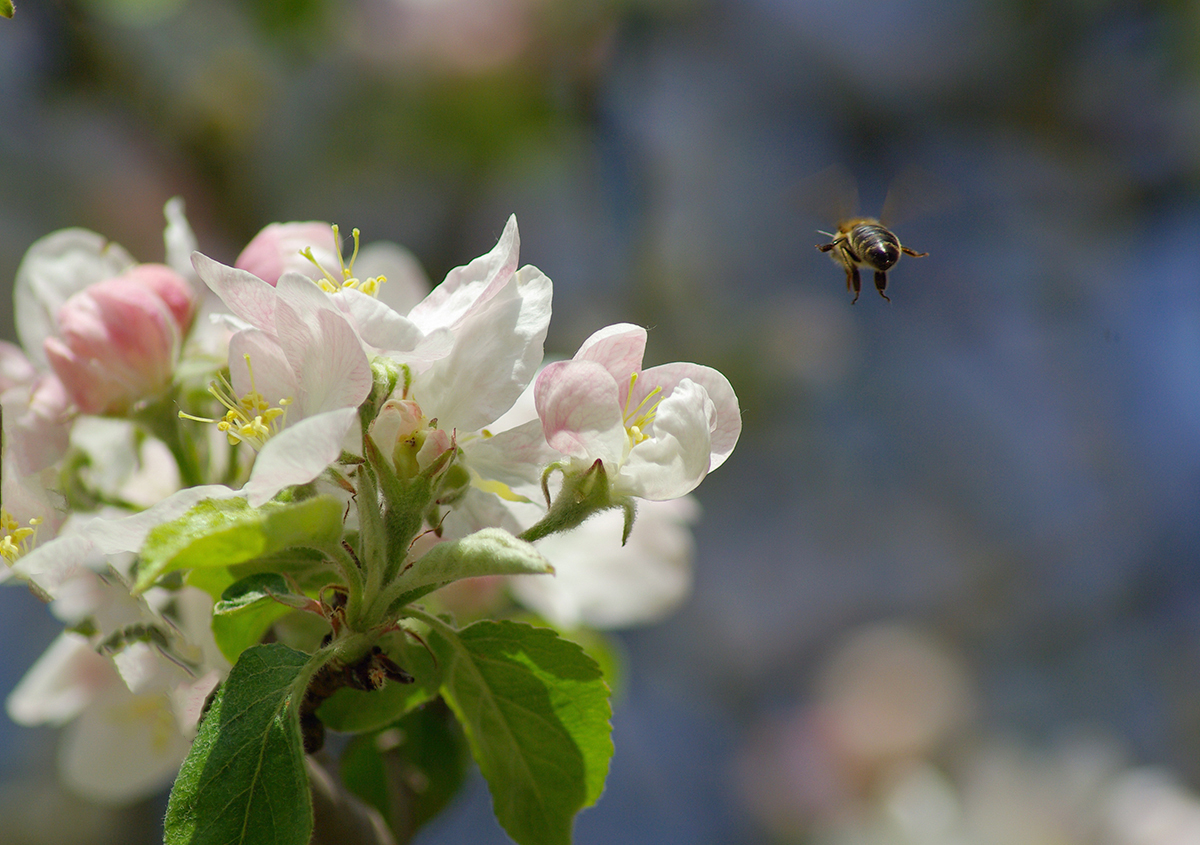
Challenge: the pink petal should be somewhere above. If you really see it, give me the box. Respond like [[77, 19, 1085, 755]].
[[192, 252, 278, 330], [574, 323, 648, 400], [235, 221, 336, 286], [534, 360, 627, 464]]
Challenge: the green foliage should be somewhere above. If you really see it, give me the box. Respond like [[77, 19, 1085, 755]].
[[428, 618, 613, 845], [316, 631, 441, 734], [382, 527, 554, 613], [339, 702, 469, 838], [211, 573, 305, 663], [0, 1, 13, 20], [135, 495, 344, 593], [164, 644, 313, 845]]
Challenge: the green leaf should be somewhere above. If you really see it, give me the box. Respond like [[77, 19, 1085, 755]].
[[430, 618, 613, 845], [385, 528, 554, 612], [316, 632, 440, 733], [135, 495, 344, 594], [340, 701, 469, 839], [212, 573, 304, 663], [187, 547, 337, 601], [165, 643, 313, 845], [1, 1, 13, 19]]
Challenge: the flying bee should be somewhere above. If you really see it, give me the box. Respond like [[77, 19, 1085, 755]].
[[817, 219, 927, 304], [802, 165, 933, 304]]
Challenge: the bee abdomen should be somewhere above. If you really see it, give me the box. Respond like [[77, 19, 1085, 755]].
[[847, 224, 901, 272]]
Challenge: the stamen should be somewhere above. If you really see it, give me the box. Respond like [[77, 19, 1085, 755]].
[[1, 510, 42, 564], [299, 224, 387, 298], [177, 356, 292, 450], [621, 372, 663, 444]]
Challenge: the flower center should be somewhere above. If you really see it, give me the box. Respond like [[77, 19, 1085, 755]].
[[622, 372, 662, 446], [1, 509, 42, 565], [178, 355, 292, 449], [300, 224, 387, 297]]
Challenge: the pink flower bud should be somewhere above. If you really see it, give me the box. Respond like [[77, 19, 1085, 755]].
[[234, 222, 338, 286], [44, 264, 196, 415], [368, 399, 455, 479]]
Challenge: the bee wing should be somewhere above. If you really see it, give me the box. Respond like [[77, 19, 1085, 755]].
[[880, 165, 955, 228], [791, 164, 859, 227]]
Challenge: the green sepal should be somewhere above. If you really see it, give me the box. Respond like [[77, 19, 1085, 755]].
[[360, 357, 403, 429], [134, 494, 344, 594], [164, 643, 313, 845], [520, 459, 637, 545]]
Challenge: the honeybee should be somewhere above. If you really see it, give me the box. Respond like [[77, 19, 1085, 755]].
[[817, 219, 927, 304], [805, 166, 931, 304]]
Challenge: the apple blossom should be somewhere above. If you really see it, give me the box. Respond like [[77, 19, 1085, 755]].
[[359, 217, 558, 541], [235, 221, 340, 287], [3, 206, 744, 842], [510, 495, 700, 629], [535, 322, 740, 502], [13, 228, 137, 371], [7, 568, 226, 803], [43, 264, 197, 416]]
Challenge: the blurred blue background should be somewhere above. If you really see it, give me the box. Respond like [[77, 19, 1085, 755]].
[[4, 0, 1200, 842]]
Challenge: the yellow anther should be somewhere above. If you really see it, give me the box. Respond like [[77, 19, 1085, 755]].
[[299, 224, 387, 298], [178, 357, 292, 450], [622, 372, 663, 437], [1, 509, 41, 564]]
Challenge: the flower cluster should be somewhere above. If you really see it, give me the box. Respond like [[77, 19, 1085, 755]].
[[1, 200, 739, 840]]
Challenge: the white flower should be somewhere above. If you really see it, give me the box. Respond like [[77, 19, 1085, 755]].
[[534, 323, 740, 500], [6, 570, 226, 804], [510, 496, 700, 629]]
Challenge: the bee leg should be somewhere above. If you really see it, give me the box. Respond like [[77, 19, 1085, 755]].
[[873, 271, 891, 302], [901, 246, 928, 258], [848, 265, 861, 304]]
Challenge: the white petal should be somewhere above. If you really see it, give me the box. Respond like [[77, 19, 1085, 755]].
[[15, 229, 136, 368], [512, 496, 699, 629], [290, 308, 373, 417], [407, 215, 520, 333], [6, 633, 113, 726], [242, 406, 358, 506], [332, 288, 425, 354], [413, 264, 551, 433], [639, 362, 741, 471], [229, 329, 299, 409], [59, 686, 191, 804], [163, 197, 199, 285], [618, 379, 714, 500], [463, 418, 555, 491], [192, 252, 278, 330]]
